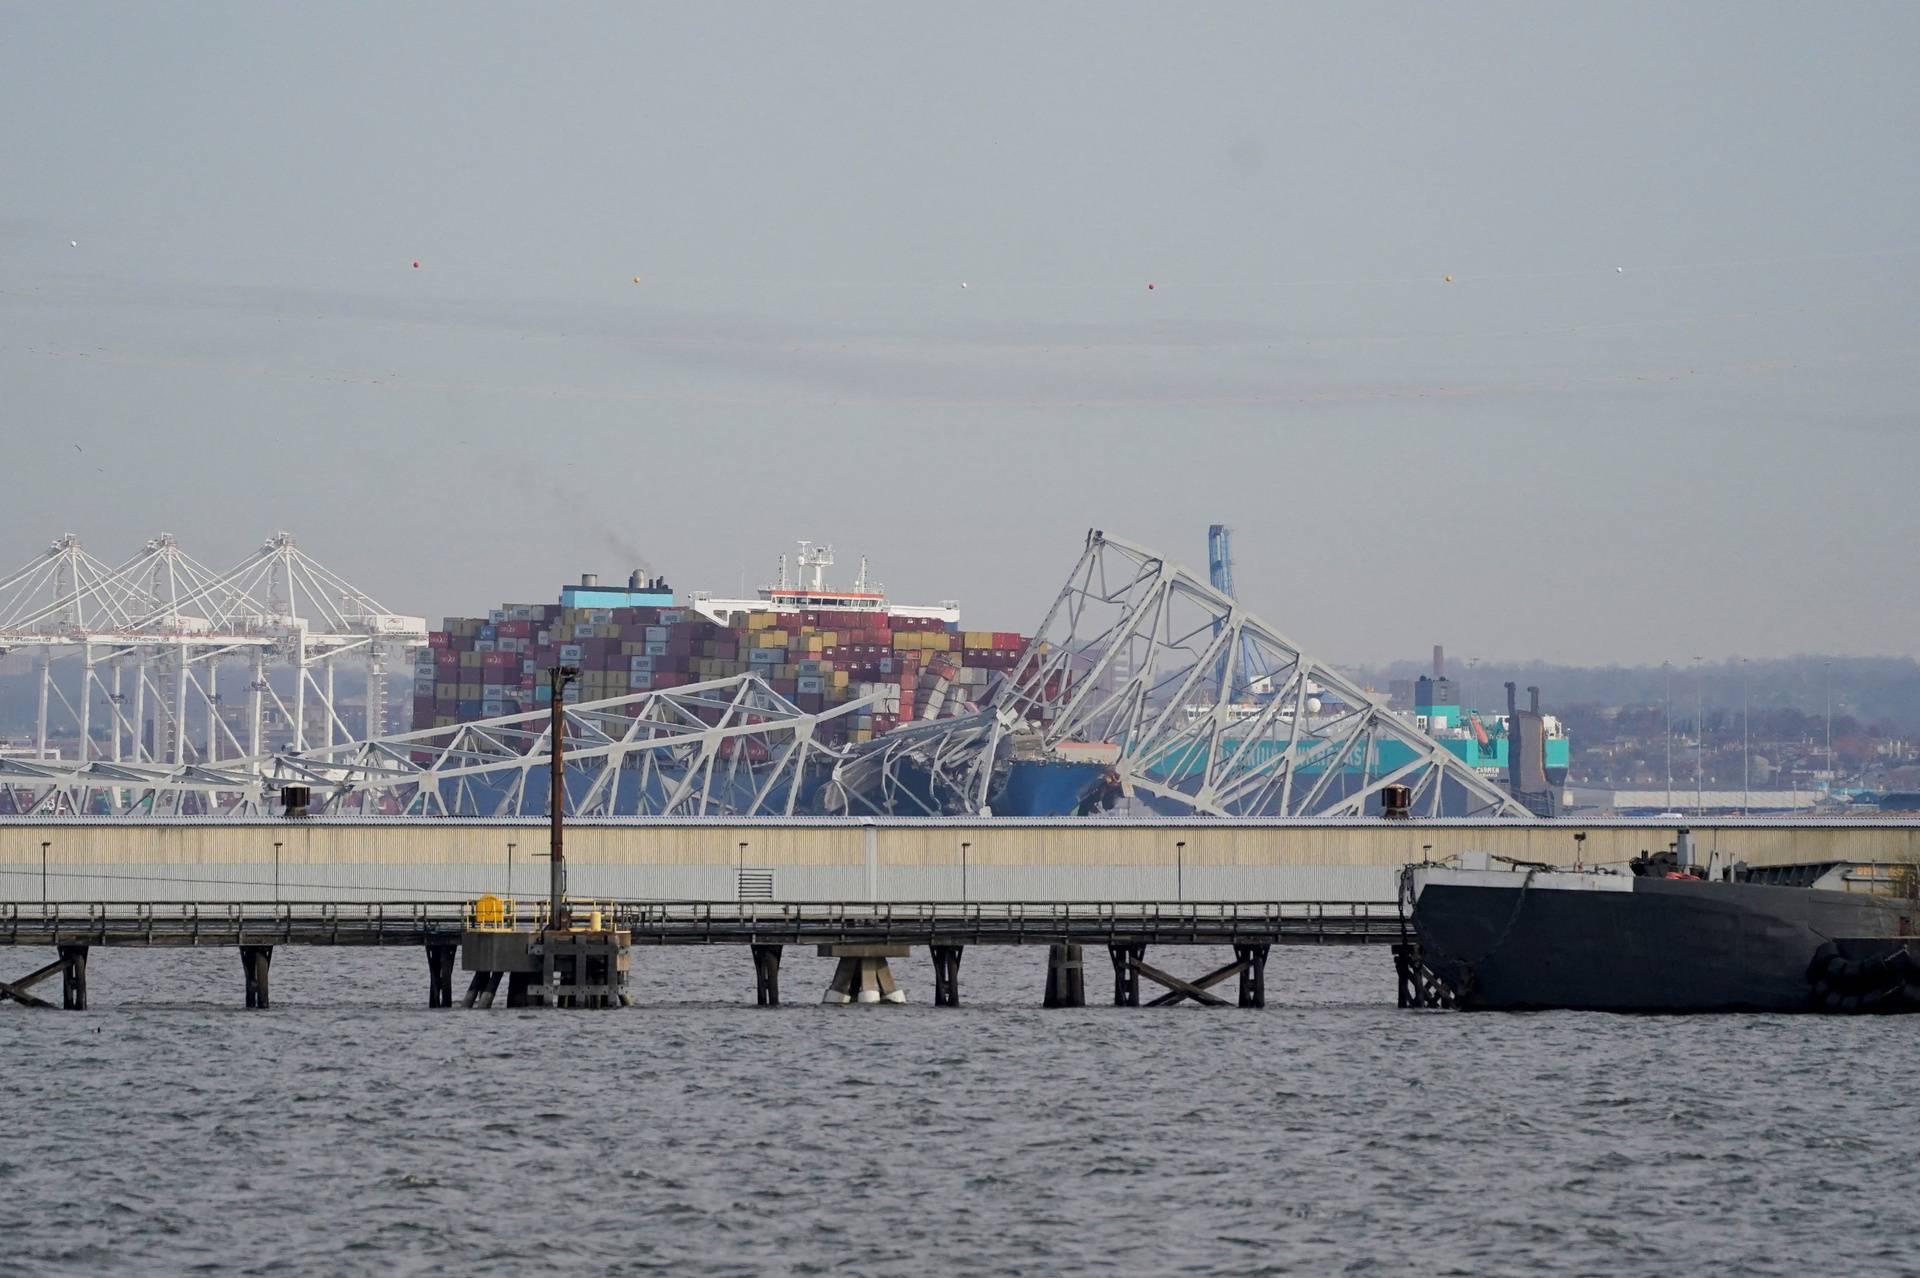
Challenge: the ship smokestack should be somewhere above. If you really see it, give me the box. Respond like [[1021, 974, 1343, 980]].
[[629, 570, 643, 589], [1433, 645, 1444, 678], [1529, 685, 1541, 714], [581, 572, 598, 588]]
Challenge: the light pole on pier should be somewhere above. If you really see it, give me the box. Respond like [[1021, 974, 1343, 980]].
[[1176, 840, 1185, 902], [1741, 658, 1751, 816], [1825, 661, 1834, 793], [1663, 660, 1673, 811], [1693, 657, 1704, 816], [547, 665, 579, 930]]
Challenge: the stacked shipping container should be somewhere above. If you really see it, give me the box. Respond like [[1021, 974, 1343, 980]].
[[413, 603, 1032, 747]]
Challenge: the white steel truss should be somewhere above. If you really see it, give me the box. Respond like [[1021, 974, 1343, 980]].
[[0, 674, 875, 819], [970, 530, 1530, 819], [0, 532, 425, 777]]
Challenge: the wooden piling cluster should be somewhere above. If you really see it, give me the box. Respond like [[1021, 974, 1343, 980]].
[[1, 898, 1403, 1011]]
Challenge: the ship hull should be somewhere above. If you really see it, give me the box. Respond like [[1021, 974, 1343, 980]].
[[1409, 867, 1919, 1012], [994, 760, 1113, 817]]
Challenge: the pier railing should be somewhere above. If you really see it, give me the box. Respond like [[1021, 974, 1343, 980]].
[[0, 899, 1404, 948]]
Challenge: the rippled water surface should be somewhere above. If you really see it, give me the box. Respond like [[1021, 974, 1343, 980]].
[[5, 944, 1914, 1276]]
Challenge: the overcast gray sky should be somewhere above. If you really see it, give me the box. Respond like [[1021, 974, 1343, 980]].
[[3, 3, 1915, 666]]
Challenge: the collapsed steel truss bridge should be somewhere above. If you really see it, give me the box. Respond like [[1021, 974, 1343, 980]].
[[0, 531, 1530, 821]]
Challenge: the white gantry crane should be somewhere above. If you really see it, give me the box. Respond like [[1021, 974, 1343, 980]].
[[0, 532, 424, 796]]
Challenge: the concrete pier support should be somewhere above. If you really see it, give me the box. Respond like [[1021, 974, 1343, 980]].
[[59, 945, 88, 1010], [819, 944, 907, 1004], [1108, 943, 1146, 1007], [751, 944, 783, 1005], [1044, 943, 1085, 1007], [240, 945, 273, 1009], [931, 944, 964, 1007], [1235, 944, 1269, 1008], [426, 943, 458, 1008]]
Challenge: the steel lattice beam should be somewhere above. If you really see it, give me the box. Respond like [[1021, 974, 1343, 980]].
[[974, 531, 1530, 819], [0, 675, 877, 819]]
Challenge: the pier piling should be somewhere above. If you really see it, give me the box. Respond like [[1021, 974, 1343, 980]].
[[931, 944, 964, 1006], [820, 944, 907, 1004], [1108, 943, 1146, 1006], [461, 970, 502, 1009], [1235, 944, 1269, 1008], [426, 943, 457, 1008], [58, 945, 88, 1010], [1391, 942, 1454, 1008], [239, 945, 272, 1009], [751, 943, 783, 1005], [1044, 943, 1085, 1007]]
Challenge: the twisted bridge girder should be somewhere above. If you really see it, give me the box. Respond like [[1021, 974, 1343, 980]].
[[982, 531, 1531, 820]]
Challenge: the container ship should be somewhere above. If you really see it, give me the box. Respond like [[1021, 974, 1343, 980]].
[[414, 541, 1115, 816]]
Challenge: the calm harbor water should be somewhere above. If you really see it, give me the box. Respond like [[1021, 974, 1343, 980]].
[[5, 944, 1913, 1276]]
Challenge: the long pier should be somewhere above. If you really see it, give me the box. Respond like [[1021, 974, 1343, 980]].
[[0, 898, 1404, 1011]]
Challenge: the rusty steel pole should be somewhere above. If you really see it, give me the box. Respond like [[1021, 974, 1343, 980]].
[[548, 666, 578, 930]]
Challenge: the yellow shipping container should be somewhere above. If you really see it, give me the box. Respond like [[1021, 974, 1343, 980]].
[[459, 650, 482, 667], [458, 682, 482, 700], [747, 613, 774, 631], [832, 671, 849, 688], [925, 633, 951, 651], [964, 631, 990, 649], [436, 714, 459, 728]]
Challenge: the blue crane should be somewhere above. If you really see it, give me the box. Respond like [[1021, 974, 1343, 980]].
[[1207, 525, 1272, 697]]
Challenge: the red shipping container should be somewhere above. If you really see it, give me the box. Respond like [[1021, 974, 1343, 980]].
[[428, 632, 451, 649]]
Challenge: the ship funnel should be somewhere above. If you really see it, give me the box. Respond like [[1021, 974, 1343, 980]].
[[581, 573, 598, 587], [629, 570, 643, 589]]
